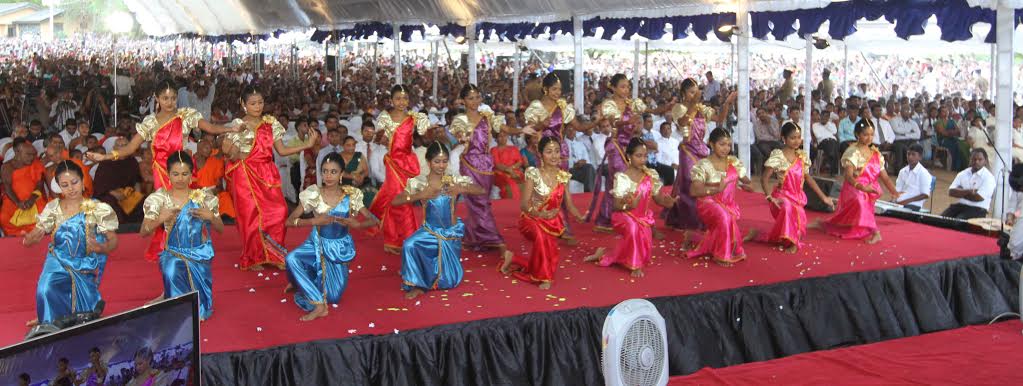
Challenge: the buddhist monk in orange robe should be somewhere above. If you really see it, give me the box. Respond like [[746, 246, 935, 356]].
[[1, 141, 46, 236]]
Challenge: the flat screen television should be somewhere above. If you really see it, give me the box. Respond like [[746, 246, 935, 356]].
[[0, 292, 199, 386]]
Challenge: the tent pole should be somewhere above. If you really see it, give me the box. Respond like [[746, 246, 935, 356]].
[[432, 41, 439, 103], [393, 23, 402, 84], [633, 40, 640, 100], [843, 44, 848, 98], [337, 41, 343, 92], [645, 42, 649, 82], [737, 1, 751, 175], [994, 3, 1015, 219], [513, 43, 522, 110], [468, 23, 478, 85], [573, 16, 584, 114], [803, 34, 813, 155], [990, 43, 997, 100]]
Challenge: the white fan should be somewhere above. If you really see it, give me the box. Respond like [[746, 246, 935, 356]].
[[601, 299, 668, 386]]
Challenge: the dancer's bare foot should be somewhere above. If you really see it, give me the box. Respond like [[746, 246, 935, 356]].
[[299, 304, 329, 321], [743, 228, 760, 242], [653, 229, 665, 240], [405, 288, 425, 300], [594, 226, 615, 234], [784, 244, 798, 254], [562, 236, 578, 247], [630, 269, 644, 278], [499, 251, 514, 275], [808, 218, 824, 230], [145, 293, 164, 306], [249, 265, 265, 272], [25, 318, 38, 327], [866, 231, 882, 245], [283, 283, 294, 294], [538, 282, 551, 290], [715, 260, 734, 267], [584, 247, 606, 263], [384, 245, 401, 255]]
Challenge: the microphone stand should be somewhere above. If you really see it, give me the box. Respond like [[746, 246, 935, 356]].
[[979, 126, 1010, 234]]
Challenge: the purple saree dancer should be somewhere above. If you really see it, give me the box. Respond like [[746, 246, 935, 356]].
[[451, 85, 515, 261], [588, 75, 648, 232]]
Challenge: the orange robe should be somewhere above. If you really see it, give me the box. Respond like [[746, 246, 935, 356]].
[[192, 156, 236, 218], [1, 160, 46, 236]]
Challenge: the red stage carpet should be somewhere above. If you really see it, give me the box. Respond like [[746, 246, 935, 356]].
[[668, 321, 1023, 385], [0, 191, 999, 352]]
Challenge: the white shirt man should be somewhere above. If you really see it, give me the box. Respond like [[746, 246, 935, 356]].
[[447, 143, 464, 176], [368, 142, 388, 185], [654, 130, 680, 169], [895, 162, 932, 210], [944, 157, 996, 219], [590, 131, 608, 163], [871, 116, 896, 145], [811, 119, 837, 144], [890, 115, 921, 141]]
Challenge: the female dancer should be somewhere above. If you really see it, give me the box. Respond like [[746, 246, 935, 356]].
[[687, 129, 754, 265], [812, 120, 900, 244], [369, 85, 432, 255], [585, 138, 676, 277], [589, 74, 647, 233], [284, 152, 378, 321], [222, 86, 319, 270], [77, 347, 107, 386], [86, 79, 235, 263], [501, 137, 586, 289], [392, 142, 481, 300], [745, 122, 833, 253], [665, 79, 735, 245], [449, 84, 514, 261], [140, 151, 223, 321], [22, 161, 118, 330]]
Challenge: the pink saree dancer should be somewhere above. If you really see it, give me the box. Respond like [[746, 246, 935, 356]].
[[687, 157, 747, 264], [825, 146, 884, 239], [759, 149, 811, 248], [599, 168, 662, 270]]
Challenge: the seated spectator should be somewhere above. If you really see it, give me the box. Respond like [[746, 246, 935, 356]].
[[942, 148, 995, 220], [894, 144, 932, 211], [653, 121, 679, 185], [0, 139, 46, 236], [811, 108, 839, 174], [491, 130, 524, 199]]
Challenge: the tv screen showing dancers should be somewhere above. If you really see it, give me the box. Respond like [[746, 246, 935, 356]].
[[0, 295, 198, 386]]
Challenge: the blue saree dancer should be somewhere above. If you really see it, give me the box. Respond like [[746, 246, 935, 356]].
[[394, 142, 483, 299], [142, 188, 220, 320], [23, 161, 118, 332], [284, 152, 378, 321], [140, 151, 224, 320]]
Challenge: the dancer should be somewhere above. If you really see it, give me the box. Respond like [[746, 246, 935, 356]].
[[813, 120, 900, 244], [125, 347, 170, 386], [449, 84, 514, 261], [584, 138, 676, 277], [745, 122, 834, 253], [284, 152, 378, 321], [140, 151, 223, 321], [589, 74, 647, 233], [222, 86, 318, 270], [687, 129, 754, 265], [368, 85, 432, 255], [665, 79, 735, 245], [501, 137, 586, 289], [86, 79, 235, 262], [22, 161, 118, 330], [393, 142, 480, 300], [76, 347, 108, 386]]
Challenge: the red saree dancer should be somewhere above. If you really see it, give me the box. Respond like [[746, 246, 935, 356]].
[[824, 146, 885, 240], [133, 108, 202, 262], [225, 116, 290, 270], [367, 111, 429, 254], [687, 157, 748, 264], [598, 168, 662, 272], [511, 167, 573, 286]]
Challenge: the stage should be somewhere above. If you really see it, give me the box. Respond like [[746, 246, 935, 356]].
[[0, 191, 1015, 384]]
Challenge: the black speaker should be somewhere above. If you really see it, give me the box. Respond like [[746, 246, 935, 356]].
[[551, 69, 573, 96], [326, 55, 338, 72], [805, 176, 840, 213]]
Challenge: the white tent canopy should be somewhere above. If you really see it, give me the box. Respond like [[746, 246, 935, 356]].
[[122, 0, 833, 37]]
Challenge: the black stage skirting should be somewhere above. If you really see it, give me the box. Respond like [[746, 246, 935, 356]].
[[200, 255, 1020, 385]]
